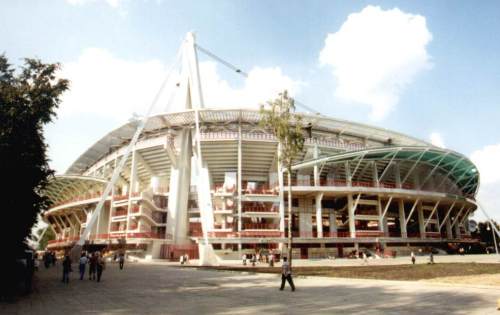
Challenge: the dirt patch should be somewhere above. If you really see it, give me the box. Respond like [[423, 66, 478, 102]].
[[427, 273, 500, 286], [197, 263, 500, 281]]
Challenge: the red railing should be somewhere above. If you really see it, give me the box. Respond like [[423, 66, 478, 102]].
[[407, 232, 421, 238], [127, 232, 165, 239], [213, 223, 234, 229], [207, 231, 238, 238], [239, 230, 283, 237], [112, 209, 128, 217], [324, 231, 352, 238], [425, 232, 442, 239], [355, 230, 385, 238], [129, 223, 138, 230], [242, 182, 279, 195], [113, 194, 129, 201], [242, 205, 279, 213], [243, 223, 279, 230], [130, 205, 140, 213]]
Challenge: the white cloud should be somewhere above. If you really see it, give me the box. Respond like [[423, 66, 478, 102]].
[[429, 132, 445, 148], [470, 143, 500, 220], [59, 48, 301, 121], [66, 0, 123, 8], [200, 61, 303, 109], [319, 5, 432, 120], [59, 48, 171, 122]]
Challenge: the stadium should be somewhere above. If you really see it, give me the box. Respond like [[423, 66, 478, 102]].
[[42, 34, 480, 263]]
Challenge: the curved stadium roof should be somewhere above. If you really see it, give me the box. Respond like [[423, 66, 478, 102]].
[[66, 108, 430, 175], [292, 146, 479, 198]]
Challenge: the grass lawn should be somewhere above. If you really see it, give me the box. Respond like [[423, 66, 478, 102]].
[[201, 263, 500, 281]]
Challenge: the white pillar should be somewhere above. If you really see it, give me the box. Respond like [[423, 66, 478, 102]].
[[313, 145, 319, 186], [417, 201, 425, 239], [348, 194, 356, 238], [299, 198, 313, 237], [398, 199, 407, 238], [237, 119, 242, 233], [329, 209, 337, 236], [315, 193, 323, 238], [166, 129, 192, 244], [446, 216, 453, 239]]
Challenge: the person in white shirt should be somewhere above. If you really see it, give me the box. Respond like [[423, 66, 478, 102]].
[[79, 253, 88, 280], [279, 257, 295, 291]]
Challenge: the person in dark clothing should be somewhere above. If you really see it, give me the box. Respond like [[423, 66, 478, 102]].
[[89, 252, 97, 280], [43, 252, 51, 268], [279, 257, 295, 291], [96, 252, 106, 282], [51, 252, 56, 266], [118, 252, 125, 270], [62, 254, 72, 284]]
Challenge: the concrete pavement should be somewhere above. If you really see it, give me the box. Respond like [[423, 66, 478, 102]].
[[2, 261, 500, 314]]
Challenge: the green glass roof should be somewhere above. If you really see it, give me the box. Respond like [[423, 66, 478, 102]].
[[293, 146, 479, 197]]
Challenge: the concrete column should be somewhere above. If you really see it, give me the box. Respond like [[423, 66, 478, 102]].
[[454, 220, 461, 239], [237, 120, 243, 233], [348, 194, 356, 238], [446, 216, 453, 239], [394, 163, 401, 188], [377, 197, 389, 235], [329, 209, 337, 236], [277, 143, 285, 233], [313, 145, 319, 186], [299, 198, 313, 237], [315, 193, 323, 238], [398, 199, 407, 238], [372, 161, 379, 187], [417, 201, 425, 239], [166, 129, 192, 244], [345, 161, 352, 186]]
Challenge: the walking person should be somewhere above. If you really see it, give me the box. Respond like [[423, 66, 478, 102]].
[[62, 254, 72, 284], [79, 253, 88, 280], [89, 252, 97, 280], [279, 257, 295, 291], [429, 252, 435, 264], [118, 252, 125, 270], [96, 252, 106, 282], [411, 251, 416, 265], [242, 253, 247, 266]]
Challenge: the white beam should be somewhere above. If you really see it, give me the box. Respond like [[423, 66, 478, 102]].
[[439, 201, 458, 230], [381, 196, 393, 219], [424, 201, 440, 229], [405, 198, 420, 226]]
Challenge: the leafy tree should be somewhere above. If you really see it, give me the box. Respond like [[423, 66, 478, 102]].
[[0, 54, 68, 296], [260, 91, 304, 266], [36, 227, 55, 250]]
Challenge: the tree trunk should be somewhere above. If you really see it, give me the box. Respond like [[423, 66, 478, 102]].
[[287, 169, 293, 266]]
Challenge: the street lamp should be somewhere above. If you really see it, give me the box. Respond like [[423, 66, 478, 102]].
[[487, 221, 499, 255]]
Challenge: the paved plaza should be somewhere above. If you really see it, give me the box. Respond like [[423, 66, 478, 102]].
[[3, 261, 500, 315]]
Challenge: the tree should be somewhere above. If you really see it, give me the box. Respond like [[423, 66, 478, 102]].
[[260, 91, 304, 266], [36, 227, 55, 251], [0, 54, 68, 296]]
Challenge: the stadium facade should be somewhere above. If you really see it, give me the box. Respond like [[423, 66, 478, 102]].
[[42, 33, 480, 262]]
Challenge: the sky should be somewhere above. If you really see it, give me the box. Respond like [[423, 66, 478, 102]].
[[2, 0, 500, 220]]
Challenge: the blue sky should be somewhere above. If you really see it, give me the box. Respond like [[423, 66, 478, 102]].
[[2, 0, 500, 218]]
